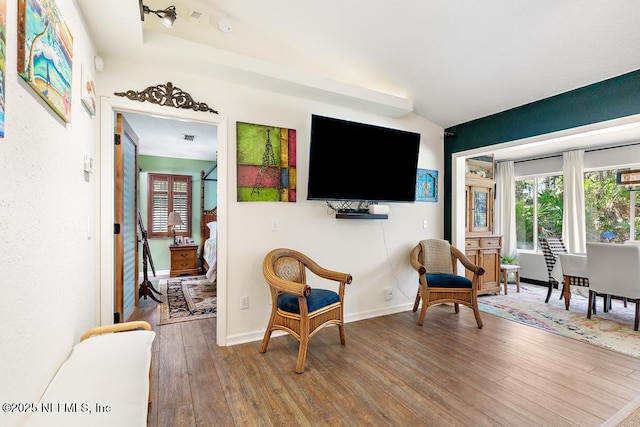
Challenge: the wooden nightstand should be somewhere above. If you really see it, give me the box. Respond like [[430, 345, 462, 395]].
[[169, 244, 199, 277]]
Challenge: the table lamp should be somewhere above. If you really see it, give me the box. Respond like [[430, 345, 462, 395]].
[[167, 211, 183, 245]]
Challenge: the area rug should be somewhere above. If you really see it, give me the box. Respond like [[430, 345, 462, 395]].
[[477, 283, 640, 358], [157, 276, 217, 325]]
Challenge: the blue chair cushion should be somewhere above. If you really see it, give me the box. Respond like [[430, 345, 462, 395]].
[[424, 273, 473, 289], [278, 289, 340, 314]]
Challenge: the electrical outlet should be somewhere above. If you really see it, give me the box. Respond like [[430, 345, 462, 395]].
[[240, 296, 249, 309], [272, 219, 279, 232], [423, 220, 428, 229], [384, 288, 393, 301]]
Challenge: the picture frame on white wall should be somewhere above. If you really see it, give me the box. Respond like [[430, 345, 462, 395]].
[[81, 64, 97, 116]]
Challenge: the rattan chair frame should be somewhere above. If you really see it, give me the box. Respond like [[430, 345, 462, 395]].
[[409, 241, 485, 328], [260, 248, 352, 373]]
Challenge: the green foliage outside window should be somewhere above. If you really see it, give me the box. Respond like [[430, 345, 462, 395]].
[[516, 170, 639, 249], [584, 170, 637, 243]]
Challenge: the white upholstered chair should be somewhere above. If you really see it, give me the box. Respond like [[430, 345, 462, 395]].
[[586, 242, 640, 331]]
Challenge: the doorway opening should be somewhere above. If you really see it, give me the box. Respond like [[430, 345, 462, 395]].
[[99, 96, 228, 345]]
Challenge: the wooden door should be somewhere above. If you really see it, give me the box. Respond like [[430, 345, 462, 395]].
[[114, 113, 139, 322]]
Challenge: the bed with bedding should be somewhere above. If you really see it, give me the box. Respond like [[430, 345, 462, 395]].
[[201, 167, 217, 282]]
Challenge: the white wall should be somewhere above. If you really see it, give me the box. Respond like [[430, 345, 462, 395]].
[[96, 56, 444, 344], [0, 1, 100, 425]]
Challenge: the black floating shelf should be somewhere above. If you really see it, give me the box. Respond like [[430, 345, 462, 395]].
[[336, 213, 388, 220]]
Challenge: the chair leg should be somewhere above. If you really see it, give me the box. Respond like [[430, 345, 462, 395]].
[[545, 281, 554, 303], [417, 301, 428, 326], [603, 295, 610, 313], [454, 303, 460, 313], [295, 336, 309, 374], [259, 328, 272, 353], [413, 289, 421, 312], [472, 300, 483, 329], [587, 290, 594, 319], [635, 299, 639, 332], [338, 324, 346, 345]]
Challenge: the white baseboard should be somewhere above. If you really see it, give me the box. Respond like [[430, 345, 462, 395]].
[[224, 303, 414, 346]]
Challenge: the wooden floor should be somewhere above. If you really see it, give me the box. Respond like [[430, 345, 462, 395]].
[[131, 290, 640, 426]]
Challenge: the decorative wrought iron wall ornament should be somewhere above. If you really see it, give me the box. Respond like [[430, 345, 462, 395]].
[[114, 82, 218, 114]]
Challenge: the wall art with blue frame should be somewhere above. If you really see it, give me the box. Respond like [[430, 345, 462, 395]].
[[415, 168, 438, 202]]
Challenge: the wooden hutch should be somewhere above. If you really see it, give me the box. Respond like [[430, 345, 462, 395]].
[[464, 156, 502, 295]]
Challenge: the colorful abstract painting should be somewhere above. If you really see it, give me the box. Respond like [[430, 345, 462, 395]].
[[237, 122, 296, 202], [17, 0, 73, 123], [0, 0, 6, 137], [415, 168, 438, 202]]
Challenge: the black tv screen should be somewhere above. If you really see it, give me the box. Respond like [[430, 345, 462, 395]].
[[307, 115, 421, 203]]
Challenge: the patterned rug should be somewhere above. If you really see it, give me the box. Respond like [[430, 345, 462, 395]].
[[157, 276, 217, 325], [477, 283, 640, 358]]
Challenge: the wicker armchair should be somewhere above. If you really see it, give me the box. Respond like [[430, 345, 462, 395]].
[[409, 239, 484, 328], [260, 248, 352, 373]]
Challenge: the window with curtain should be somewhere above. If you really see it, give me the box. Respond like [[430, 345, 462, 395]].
[[515, 175, 563, 250], [147, 173, 192, 239]]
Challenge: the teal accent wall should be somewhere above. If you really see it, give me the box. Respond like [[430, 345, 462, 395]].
[[138, 155, 216, 272], [443, 69, 640, 241]]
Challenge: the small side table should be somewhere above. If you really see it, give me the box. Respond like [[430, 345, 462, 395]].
[[170, 244, 199, 278], [500, 264, 520, 295]]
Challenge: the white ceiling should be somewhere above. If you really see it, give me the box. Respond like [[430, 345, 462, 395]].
[[77, 0, 640, 160], [122, 112, 217, 161]]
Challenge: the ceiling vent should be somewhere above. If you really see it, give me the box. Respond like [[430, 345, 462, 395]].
[[183, 134, 196, 141]]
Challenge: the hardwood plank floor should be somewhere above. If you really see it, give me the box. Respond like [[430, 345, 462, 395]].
[[130, 291, 640, 426]]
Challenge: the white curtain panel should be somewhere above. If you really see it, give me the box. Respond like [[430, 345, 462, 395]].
[[495, 161, 517, 259], [562, 150, 586, 253]]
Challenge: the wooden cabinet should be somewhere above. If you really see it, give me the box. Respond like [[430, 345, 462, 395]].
[[465, 177, 494, 235], [465, 236, 502, 295], [170, 244, 199, 278], [464, 157, 502, 294]]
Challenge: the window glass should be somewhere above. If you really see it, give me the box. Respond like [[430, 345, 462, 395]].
[[148, 173, 192, 239], [515, 179, 534, 250], [515, 175, 563, 250], [584, 170, 632, 243], [537, 175, 563, 238]]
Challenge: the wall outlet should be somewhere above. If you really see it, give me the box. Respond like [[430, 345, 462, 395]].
[[240, 296, 249, 309], [384, 288, 393, 301], [423, 220, 428, 229]]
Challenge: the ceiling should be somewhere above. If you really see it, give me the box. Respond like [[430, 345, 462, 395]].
[[122, 112, 217, 161], [77, 0, 640, 160]]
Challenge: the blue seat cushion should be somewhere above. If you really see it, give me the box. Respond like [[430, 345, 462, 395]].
[[424, 273, 473, 289], [278, 289, 340, 314]]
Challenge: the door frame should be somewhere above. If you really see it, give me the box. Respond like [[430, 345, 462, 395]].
[[99, 96, 228, 345]]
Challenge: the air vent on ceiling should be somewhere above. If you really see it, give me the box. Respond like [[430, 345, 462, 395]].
[[183, 134, 196, 142]]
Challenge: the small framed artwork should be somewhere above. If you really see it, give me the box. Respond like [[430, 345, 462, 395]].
[[80, 63, 96, 116], [415, 168, 438, 202], [175, 236, 184, 245]]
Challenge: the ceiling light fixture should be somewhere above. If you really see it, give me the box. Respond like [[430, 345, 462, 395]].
[[140, 1, 177, 28]]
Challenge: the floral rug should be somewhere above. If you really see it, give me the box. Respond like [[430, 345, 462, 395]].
[[477, 283, 640, 358], [157, 276, 217, 325]]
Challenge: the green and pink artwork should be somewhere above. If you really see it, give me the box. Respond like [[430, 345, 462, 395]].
[[237, 122, 296, 202], [0, 0, 6, 137], [17, 0, 73, 123]]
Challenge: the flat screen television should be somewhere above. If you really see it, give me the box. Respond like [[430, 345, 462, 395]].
[[307, 114, 421, 203]]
